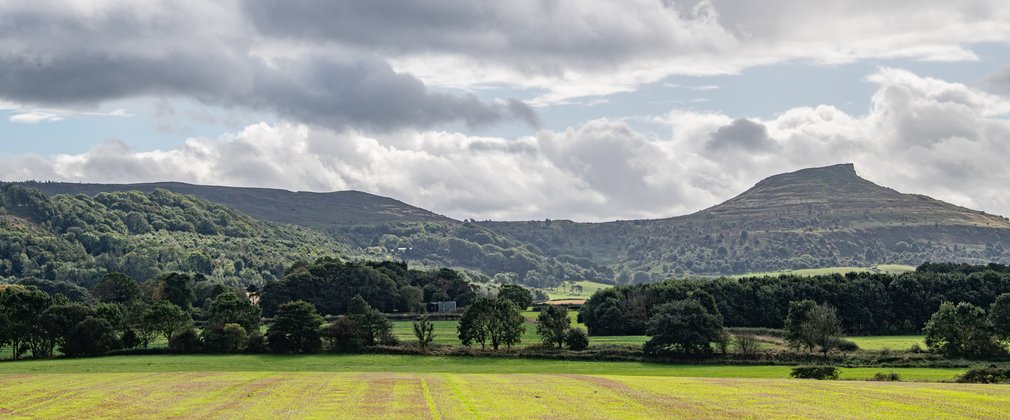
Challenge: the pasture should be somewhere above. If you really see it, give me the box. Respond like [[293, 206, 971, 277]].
[[732, 264, 916, 278], [0, 354, 968, 380], [0, 354, 1002, 418], [542, 280, 613, 300]]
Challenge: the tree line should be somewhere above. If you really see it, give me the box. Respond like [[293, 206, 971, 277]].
[[580, 264, 1010, 336]]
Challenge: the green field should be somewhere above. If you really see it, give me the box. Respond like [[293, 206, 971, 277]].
[[0, 354, 968, 382], [542, 280, 613, 300], [849, 336, 925, 351], [0, 354, 1002, 418], [1, 371, 1006, 418], [733, 265, 916, 278]]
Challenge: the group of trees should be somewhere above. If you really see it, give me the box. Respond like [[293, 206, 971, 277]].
[[0, 183, 348, 287], [0, 271, 261, 359], [581, 264, 1010, 336], [922, 294, 1010, 358], [258, 258, 475, 317]]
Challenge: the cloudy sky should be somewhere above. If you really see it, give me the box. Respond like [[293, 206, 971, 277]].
[[3, 0, 1010, 221]]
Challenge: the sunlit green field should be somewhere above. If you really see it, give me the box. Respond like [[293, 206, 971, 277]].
[[733, 265, 916, 278], [542, 280, 613, 300], [1, 372, 1006, 419], [0, 355, 994, 418], [0, 354, 967, 381], [848, 336, 925, 351], [0, 354, 1001, 419]]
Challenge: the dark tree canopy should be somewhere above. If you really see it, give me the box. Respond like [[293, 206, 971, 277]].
[[91, 273, 141, 306], [458, 296, 525, 351], [923, 302, 1002, 358], [267, 300, 323, 354], [537, 305, 569, 349], [498, 284, 533, 310], [643, 299, 723, 355], [259, 259, 475, 317]]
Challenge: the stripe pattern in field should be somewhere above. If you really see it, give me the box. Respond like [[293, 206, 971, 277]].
[[0, 372, 1007, 419]]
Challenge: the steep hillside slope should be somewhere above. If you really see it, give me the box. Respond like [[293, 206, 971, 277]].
[[481, 164, 1010, 280], [22, 182, 453, 227], [0, 184, 348, 287]]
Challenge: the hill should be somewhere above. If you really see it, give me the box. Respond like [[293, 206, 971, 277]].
[[20, 181, 453, 227], [0, 183, 348, 287], [11, 163, 1010, 285], [479, 164, 1010, 281]]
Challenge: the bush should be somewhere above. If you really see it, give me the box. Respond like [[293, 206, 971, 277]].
[[956, 366, 1010, 384], [169, 328, 203, 353], [565, 328, 589, 351], [789, 366, 839, 380], [908, 343, 923, 353], [871, 372, 901, 381]]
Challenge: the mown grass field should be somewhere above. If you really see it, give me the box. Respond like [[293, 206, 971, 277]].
[[0, 354, 968, 381], [1, 371, 1007, 419], [0, 354, 1002, 418], [848, 335, 925, 351]]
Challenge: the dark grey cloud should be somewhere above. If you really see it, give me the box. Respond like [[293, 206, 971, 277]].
[[241, 0, 717, 73], [0, 2, 535, 130], [706, 118, 774, 151]]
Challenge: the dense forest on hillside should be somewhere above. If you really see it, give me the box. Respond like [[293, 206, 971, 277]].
[[580, 263, 1010, 336], [12, 163, 1010, 287], [0, 184, 348, 287], [329, 221, 612, 288]]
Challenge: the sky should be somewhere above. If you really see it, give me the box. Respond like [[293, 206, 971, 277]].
[[2, 1, 1010, 222]]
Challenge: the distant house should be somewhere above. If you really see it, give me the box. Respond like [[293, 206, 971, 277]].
[[427, 301, 457, 313]]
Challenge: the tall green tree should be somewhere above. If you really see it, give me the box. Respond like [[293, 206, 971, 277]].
[[207, 292, 261, 332], [155, 273, 195, 309], [783, 300, 818, 351], [0, 284, 53, 359], [498, 284, 533, 309], [923, 302, 1000, 358], [458, 297, 525, 351], [91, 273, 141, 306], [41, 303, 95, 356], [63, 317, 118, 357], [142, 301, 192, 345], [348, 295, 394, 346], [990, 293, 1010, 345], [643, 299, 723, 355], [267, 300, 323, 354], [537, 305, 569, 349]]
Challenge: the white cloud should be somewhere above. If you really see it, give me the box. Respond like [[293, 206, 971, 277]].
[[4, 68, 1010, 221], [10, 112, 64, 124]]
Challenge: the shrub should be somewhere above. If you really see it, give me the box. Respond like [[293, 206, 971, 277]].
[[565, 327, 589, 351], [734, 334, 760, 355], [956, 366, 1010, 384], [908, 343, 923, 353], [871, 372, 901, 381], [169, 328, 203, 353], [789, 366, 839, 380]]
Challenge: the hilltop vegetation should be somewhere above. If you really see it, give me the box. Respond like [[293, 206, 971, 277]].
[[13, 164, 1010, 286], [0, 183, 347, 287]]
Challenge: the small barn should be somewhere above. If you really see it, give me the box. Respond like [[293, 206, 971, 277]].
[[426, 301, 457, 313]]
